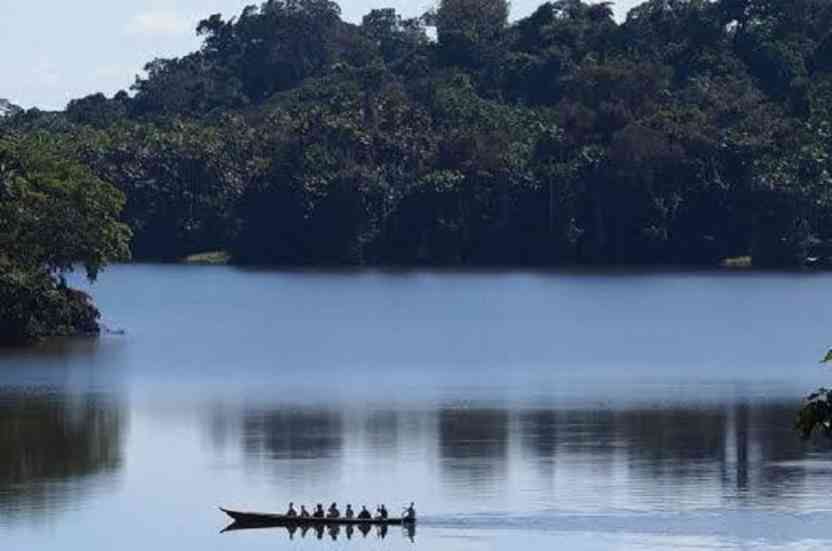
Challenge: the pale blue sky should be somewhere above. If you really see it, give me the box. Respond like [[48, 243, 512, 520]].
[[0, 0, 639, 110]]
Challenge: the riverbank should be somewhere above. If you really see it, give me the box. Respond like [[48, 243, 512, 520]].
[[0, 269, 100, 347], [173, 250, 829, 273]]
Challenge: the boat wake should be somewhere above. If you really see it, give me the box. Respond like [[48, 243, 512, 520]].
[[417, 509, 832, 545]]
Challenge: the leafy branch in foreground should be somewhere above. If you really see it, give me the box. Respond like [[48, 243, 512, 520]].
[[796, 351, 832, 439]]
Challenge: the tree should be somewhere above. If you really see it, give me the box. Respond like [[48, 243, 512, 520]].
[[0, 99, 22, 120], [798, 348, 832, 439], [7, 0, 832, 273], [361, 9, 429, 63], [436, 0, 510, 67], [79, 118, 251, 260], [197, 0, 344, 102], [0, 133, 131, 344], [66, 93, 129, 128]]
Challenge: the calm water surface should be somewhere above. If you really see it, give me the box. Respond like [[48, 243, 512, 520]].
[[2, 266, 832, 550]]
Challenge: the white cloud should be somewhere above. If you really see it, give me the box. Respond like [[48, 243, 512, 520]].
[[125, 11, 194, 37]]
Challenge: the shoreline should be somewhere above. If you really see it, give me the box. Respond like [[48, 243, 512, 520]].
[[153, 251, 831, 275]]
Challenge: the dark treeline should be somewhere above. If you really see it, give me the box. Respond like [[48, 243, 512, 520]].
[[4, 0, 832, 270]]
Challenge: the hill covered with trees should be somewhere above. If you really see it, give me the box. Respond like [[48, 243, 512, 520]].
[[3, 0, 832, 271]]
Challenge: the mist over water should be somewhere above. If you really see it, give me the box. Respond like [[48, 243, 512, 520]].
[[1, 266, 831, 550]]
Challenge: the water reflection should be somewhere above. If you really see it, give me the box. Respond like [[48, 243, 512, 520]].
[[239, 408, 344, 485], [210, 400, 830, 513], [4, 268, 832, 550], [513, 404, 830, 510], [222, 520, 415, 541], [0, 389, 125, 523], [364, 410, 399, 455], [242, 409, 344, 460], [439, 409, 509, 494]]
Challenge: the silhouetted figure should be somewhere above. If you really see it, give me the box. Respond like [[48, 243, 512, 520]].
[[357, 505, 372, 520], [376, 504, 388, 520], [300, 505, 310, 518], [345, 504, 355, 520], [403, 502, 416, 521], [286, 502, 297, 518], [313, 503, 325, 519], [327, 502, 340, 518]]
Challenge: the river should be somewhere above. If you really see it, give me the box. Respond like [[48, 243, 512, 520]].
[[1, 266, 831, 550]]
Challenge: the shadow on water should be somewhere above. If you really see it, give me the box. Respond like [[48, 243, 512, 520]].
[[0, 388, 126, 526]]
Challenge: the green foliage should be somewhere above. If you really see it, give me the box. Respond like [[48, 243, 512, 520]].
[[0, 269, 100, 345], [78, 119, 248, 259], [0, 133, 130, 344], [436, 0, 509, 67], [0, 134, 131, 279], [7, 0, 832, 269], [362, 9, 430, 64], [797, 387, 832, 439], [66, 92, 129, 128], [796, 350, 832, 440]]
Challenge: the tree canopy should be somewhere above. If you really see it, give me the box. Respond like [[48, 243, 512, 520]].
[[0, 133, 130, 344], [3, 0, 832, 268]]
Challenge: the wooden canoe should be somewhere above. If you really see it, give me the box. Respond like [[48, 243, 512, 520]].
[[219, 507, 414, 526]]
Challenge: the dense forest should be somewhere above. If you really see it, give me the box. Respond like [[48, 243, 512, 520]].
[[2, 0, 832, 339]]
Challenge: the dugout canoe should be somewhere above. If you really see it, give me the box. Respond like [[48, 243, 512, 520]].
[[219, 507, 414, 526]]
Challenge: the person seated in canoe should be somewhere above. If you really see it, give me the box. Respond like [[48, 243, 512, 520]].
[[327, 502, 340, 518], [300, 505, 310, 518], [345, 504, 355, 520], [286, 502, 298, 518], [403, 502, 416, 521], [376, 504, 388, 520], [357, 506, 372, 520], [313, 503, 325, 519]]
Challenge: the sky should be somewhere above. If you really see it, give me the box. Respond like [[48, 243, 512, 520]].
[[0, 0, 641, 110]]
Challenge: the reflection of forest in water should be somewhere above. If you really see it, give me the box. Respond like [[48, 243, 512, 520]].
[[0, 389, 125, 521], [208, 402, 832, 507]]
